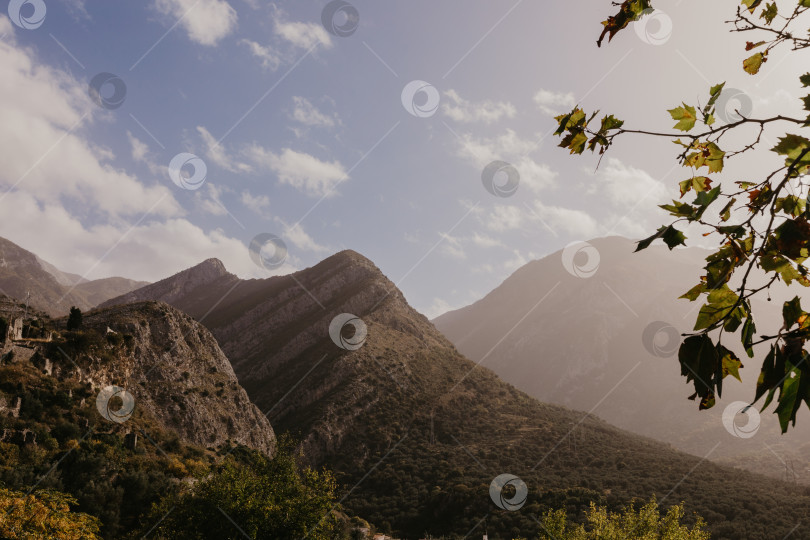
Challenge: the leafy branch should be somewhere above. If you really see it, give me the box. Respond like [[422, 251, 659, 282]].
[[557, 0, 810, 431]]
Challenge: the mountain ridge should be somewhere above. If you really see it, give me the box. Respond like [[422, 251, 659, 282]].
[[99, 243, 810, 538]]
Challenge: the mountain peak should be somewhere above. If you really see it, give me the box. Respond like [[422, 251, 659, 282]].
[[191, 257, 229, 278]]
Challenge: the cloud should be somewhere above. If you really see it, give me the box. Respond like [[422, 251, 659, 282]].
[[245, 146, 347, 198], [471, 232, 502, 248], [195, 183, 228, 216], [239, 39, 282, 71], [530, 201, 601, 238], [439, 233, 466, 259], [0, 21, 179, 219], [242, 9, 332, 70], [291, 96, 336, 128], [442, 90, 516, 124], [484, 205, 524, 232], [533, 89, 576, 115], [589, 158, 668, 206], [241, 191, 271, 217], [455, 130, 557, 193], [274, 19, 332, 50], [0, 189, 283, 282], [0, 15, 278, 284], [278, 220, 328, 253], [154, 0, 238, 46], [196, 126, 252, 173]]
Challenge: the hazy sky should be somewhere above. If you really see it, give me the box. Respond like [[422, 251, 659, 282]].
[[1, 0, 806, 317]]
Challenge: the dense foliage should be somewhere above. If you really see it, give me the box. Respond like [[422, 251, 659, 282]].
[[537, 498, 710, 540], [554, 0, 810, 431], [143, 440, 343, 539], [0, 487, 101, 539]]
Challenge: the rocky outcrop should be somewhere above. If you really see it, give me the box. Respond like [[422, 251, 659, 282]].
[[78, 301, 276, 456]]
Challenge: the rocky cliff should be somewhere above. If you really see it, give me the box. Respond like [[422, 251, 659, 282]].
[[55, 301, 276, 455]]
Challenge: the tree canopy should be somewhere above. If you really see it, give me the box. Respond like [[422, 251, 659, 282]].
[[537, 498, 710, 540], [555, 0, 810, 432]]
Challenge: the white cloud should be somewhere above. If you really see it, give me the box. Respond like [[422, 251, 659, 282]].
[[455, 130, 557, 193], [442, 90, 516, 124], [154, 0, 238, 46], [0, 15, 279, 284], [241, 191, 271, 217], [485, 205, 524, 232], [439, 232, 466, 259], [471, 232, 502, 248], [0, 22, 179, 218], [530, 201, 601, 238], [278, 220, 328, 253], [245, 146, 347, 198], [589, 158, 668, 206], [239, 39, 282, 71], [534, 89, 576, 115], [196, 183, 228, 216], [274, 19, 332, 50], [128, 132, 149, 162], [242, 9, 332, 70], [0, 189, 285, 282], [291, 96, 335, 127], [197, 126, 252, 173]]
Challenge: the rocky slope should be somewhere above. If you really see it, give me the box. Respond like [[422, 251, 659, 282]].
[[0, 236, 148, 316], [102, 250, 810, 539], [79, 301, 276, 455]]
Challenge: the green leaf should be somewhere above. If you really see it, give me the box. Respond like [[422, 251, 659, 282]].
[[669, 104, 698, 132], [695, 285, 739, 331], [741, 315, 756, 358], [741, 0, 763, 13], [718, 345, 743, 383], [680, 282, 706, 301]]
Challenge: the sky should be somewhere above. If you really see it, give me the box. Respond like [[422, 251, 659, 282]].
[[0, 0, 807, 318]]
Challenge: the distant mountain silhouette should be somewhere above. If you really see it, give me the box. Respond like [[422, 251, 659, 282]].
[[433, 236, 810, 483], [0, 236, 147, 316]]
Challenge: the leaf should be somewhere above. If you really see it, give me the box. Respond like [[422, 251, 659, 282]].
[[694, 285, 739, 330], [741, 315, 756, 358], [680, 282, 706, 301], [741, 0, 763, 13], [679, 335, 719, 405], [772, 134, 810, 176], [755, 345, 785, 404], [743, 52, 767, 75], [718, 345, 743, 383], [669, 104, 698, 132], [597, 0, 653, 46], [783, 296, 804, 330], [761, 3, 777, 24]]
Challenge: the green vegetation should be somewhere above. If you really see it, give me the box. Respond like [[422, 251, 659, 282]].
[[144, 439, 344, 539], [537, 498, 710, 540], [0, 486, 101, 539], [554, 0, 810, 431]]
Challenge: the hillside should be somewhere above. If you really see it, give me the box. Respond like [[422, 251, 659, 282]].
[[0, 300, 276, 537], [103, 250, 810, 539], [0, 237, 148, 316]]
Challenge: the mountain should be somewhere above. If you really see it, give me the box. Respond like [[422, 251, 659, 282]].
[[0, 298, 276, 537], [433, 236, 810, 482], [103, 250, 810, 539], [0, 237, 148, 316]]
